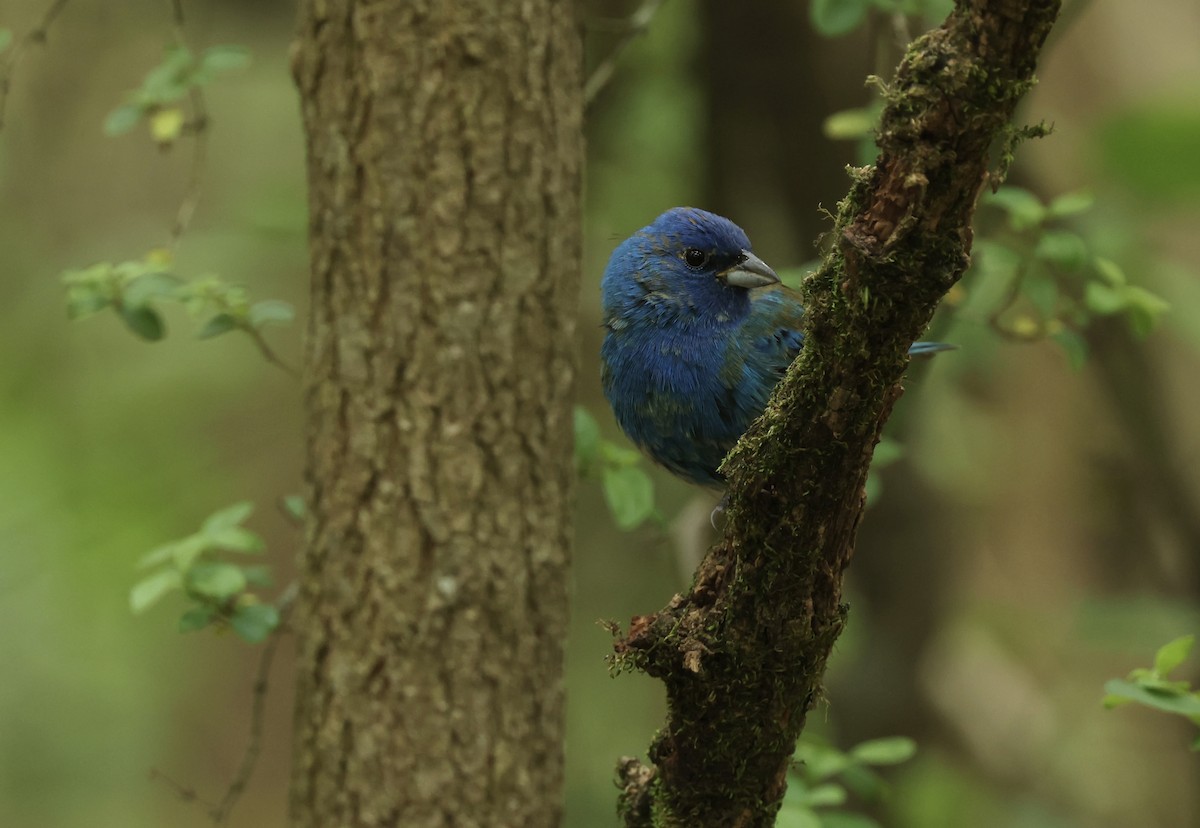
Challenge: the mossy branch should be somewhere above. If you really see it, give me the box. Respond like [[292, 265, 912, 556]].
[[613, 1, 1062, 825]]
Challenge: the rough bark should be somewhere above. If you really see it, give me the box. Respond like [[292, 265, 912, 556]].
[[615, 1, 1062, 825], [288, 3, 581, 827]]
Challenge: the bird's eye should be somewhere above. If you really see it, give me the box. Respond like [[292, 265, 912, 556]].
[[683, 248, 709, 269]]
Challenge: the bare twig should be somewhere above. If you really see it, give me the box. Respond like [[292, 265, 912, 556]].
[[209, 581, 299, 824], [0, 0, 71, 131], [246, 326, 301, 378], [149, 767, 220, 812], [166, 0, 208, 253], [584, 0, 667, 110]]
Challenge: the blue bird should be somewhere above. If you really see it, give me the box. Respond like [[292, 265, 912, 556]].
[[600, 207, 951, 488]]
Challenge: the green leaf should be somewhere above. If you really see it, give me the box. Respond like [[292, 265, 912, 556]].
[[187, 562, 248, 600], [985, 186, 1046, 231], [1022, 271, 1059, 317], [1046, 190, 1095, 218], [872, 437, 904, 468], [123, 272, 180, 307], [178, 606, 215, 633], [203, 501, 254, 534], [282, 494, 306, 521], [823, 107, 876, 141], [821, 813, 884, 828], [1084, 282, 1126, 316], [241, 565, 274, 587], [1093, 257, 1127, 286], [247, 299, 295, 328], [1123, 286, 1170, 338], [66, 289, 111, 320], [0, 29, 13, 54], [1154, 635, 1195, 677], [1033, 230, 1088, 271], [775, 805, 823, 828], [138, 45, 196, 104], [206, 526, 264, 553], [200, 45, 252, 73], [120, 305, 165, 341], [796, 783, 847, 808], [850, 736, 917, 766], [1103, 678, 1200, 717], [601, 465, 655, 530], [574, 406, 601, 471], [197, 312, 240, 339], [1051, 329, 1088, 370], [104, 103, 143, 136], [231, 603, 280, 643], [809, 0, 870, 37], [793, 742, 850, 781], [149, 106, 185, 144], [130, 569, 183, 613]]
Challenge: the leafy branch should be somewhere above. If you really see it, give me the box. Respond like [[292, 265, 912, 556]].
[[1104, 635, 1200, 750]]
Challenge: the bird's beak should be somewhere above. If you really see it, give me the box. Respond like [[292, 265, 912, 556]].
[[721, 250, 779, 289]]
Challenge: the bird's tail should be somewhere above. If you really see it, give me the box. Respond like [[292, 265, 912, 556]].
[[907, 341, 957, 359]]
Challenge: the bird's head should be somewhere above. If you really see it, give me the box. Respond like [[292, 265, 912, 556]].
[[602, 207, 779, 324]]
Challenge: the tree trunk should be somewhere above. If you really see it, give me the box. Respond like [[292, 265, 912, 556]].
[[288, 3, 582, 827], [616, 1, 1062, 825]]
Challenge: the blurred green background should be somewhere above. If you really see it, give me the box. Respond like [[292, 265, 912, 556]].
[[2, 1, 1198, 826]]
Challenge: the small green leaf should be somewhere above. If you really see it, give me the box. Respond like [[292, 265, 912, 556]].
[[820, 813, 884, 828], [986, 186, 1046, 231], [574, 406, 601, 471], [138, 541, 180, 570], [198, 312, 241, 339], [1022, 271, 1059, 316], [282, 495, 306, 521], [1103, 678, 1200, 716], [809, 0, 870, 36], [1033, 230, 1088, 271], [67, 289, 111, 320], [1046, 190, 1095, 218], [241, 565, 273, 587], [850, 736, 917, 766], [1154, 635, 1195, 677], [1093, 257, 1127, 286], [203, 501, 254, 534], [796, 782, 847, 808], [792, 742, 849, 781], [123, 272, 180, 307], [120, 305, 165, 341], [600, 441, 643, 467], [231, 603, 280, 643], [200, 45, 252, 73], [104, 103, 143, 136], [131, 569, 183, 613], [0, 29, 13, 54], [872, 437, 904, 468], [149, 106, 186, 144], [775, 805, 823, 828], [247, 299, 295, 328], [206, 526, 264, 553], [178, 606, 215, 633], [187, 562, 248, 600], [602, 465, 655, 530], [1051, 329, 1088, 370], [1123, 285, 1170, 338], [823, 107, 876, 141], [1084, 282, 1127, 315]]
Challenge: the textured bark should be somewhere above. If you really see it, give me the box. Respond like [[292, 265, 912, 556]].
[[615, 1, 1062, 826], [288, 3, 581, 827]]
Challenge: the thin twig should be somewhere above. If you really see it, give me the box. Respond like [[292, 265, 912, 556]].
[[246, 326, 301, 378], [584, 0, 668, 110], [166, 0, 207, 253], [209, 581, 299, 824], [0, 0, 71, 131], [149, 767, 220, 812]]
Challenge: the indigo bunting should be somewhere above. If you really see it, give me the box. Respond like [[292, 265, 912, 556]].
[[600, 207, 951, 488]]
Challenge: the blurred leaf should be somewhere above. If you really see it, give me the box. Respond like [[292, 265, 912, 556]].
[[199, 44, 251, 73], [850, 736, 917, 766], [872, 437, 904, 468], [130, 569, 183, 613], [149, 106, 185, 144], [600, 441, 643, 467], [178, 606, 215, 633], [120, 305, 165, 341], [138, 45, 195, 104], [1051, 329, 1088, 370], [1046, 190, 1095, 218], [197, 313, 240, 339], [283, 494, 306, 521], [820, 814, 883, 828], [809, 0, 870, 36], [104, 104, 143, 136], [776, 806, 823, 828], [1022, 271, 1058, 316], [1084, 282, 1126, 315], [241, 565, 274, 587], [123, 272, 180, 307], [1124, 286, 1170, 338], [1103, 679, 1200, 716], [574, 406, 601, 471], [824, 107, 876, 141], [206, 526, 264, 553], [796, 783, 847, 808], [231, 603, 279, 644], [985, 186, 1045, 231], [793, 741, 849, 781], [248, 299, 295, 328], [187, 561, 247, 600], [0, 29, 12, 54], [203, 501, 254, 534], [602, 465, 655, 530], [138, 542, 179, 570], [1154, 635, 1194, 677], [1093, 257, 1127, 286], [1033, 230, 1088, 271], [838, 763, 886, 801], [1099, 103, 1200, 202], [66, 289, 110, 320]]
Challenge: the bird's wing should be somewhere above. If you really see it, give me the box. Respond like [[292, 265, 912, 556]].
[[742, 284, 806, 378]]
